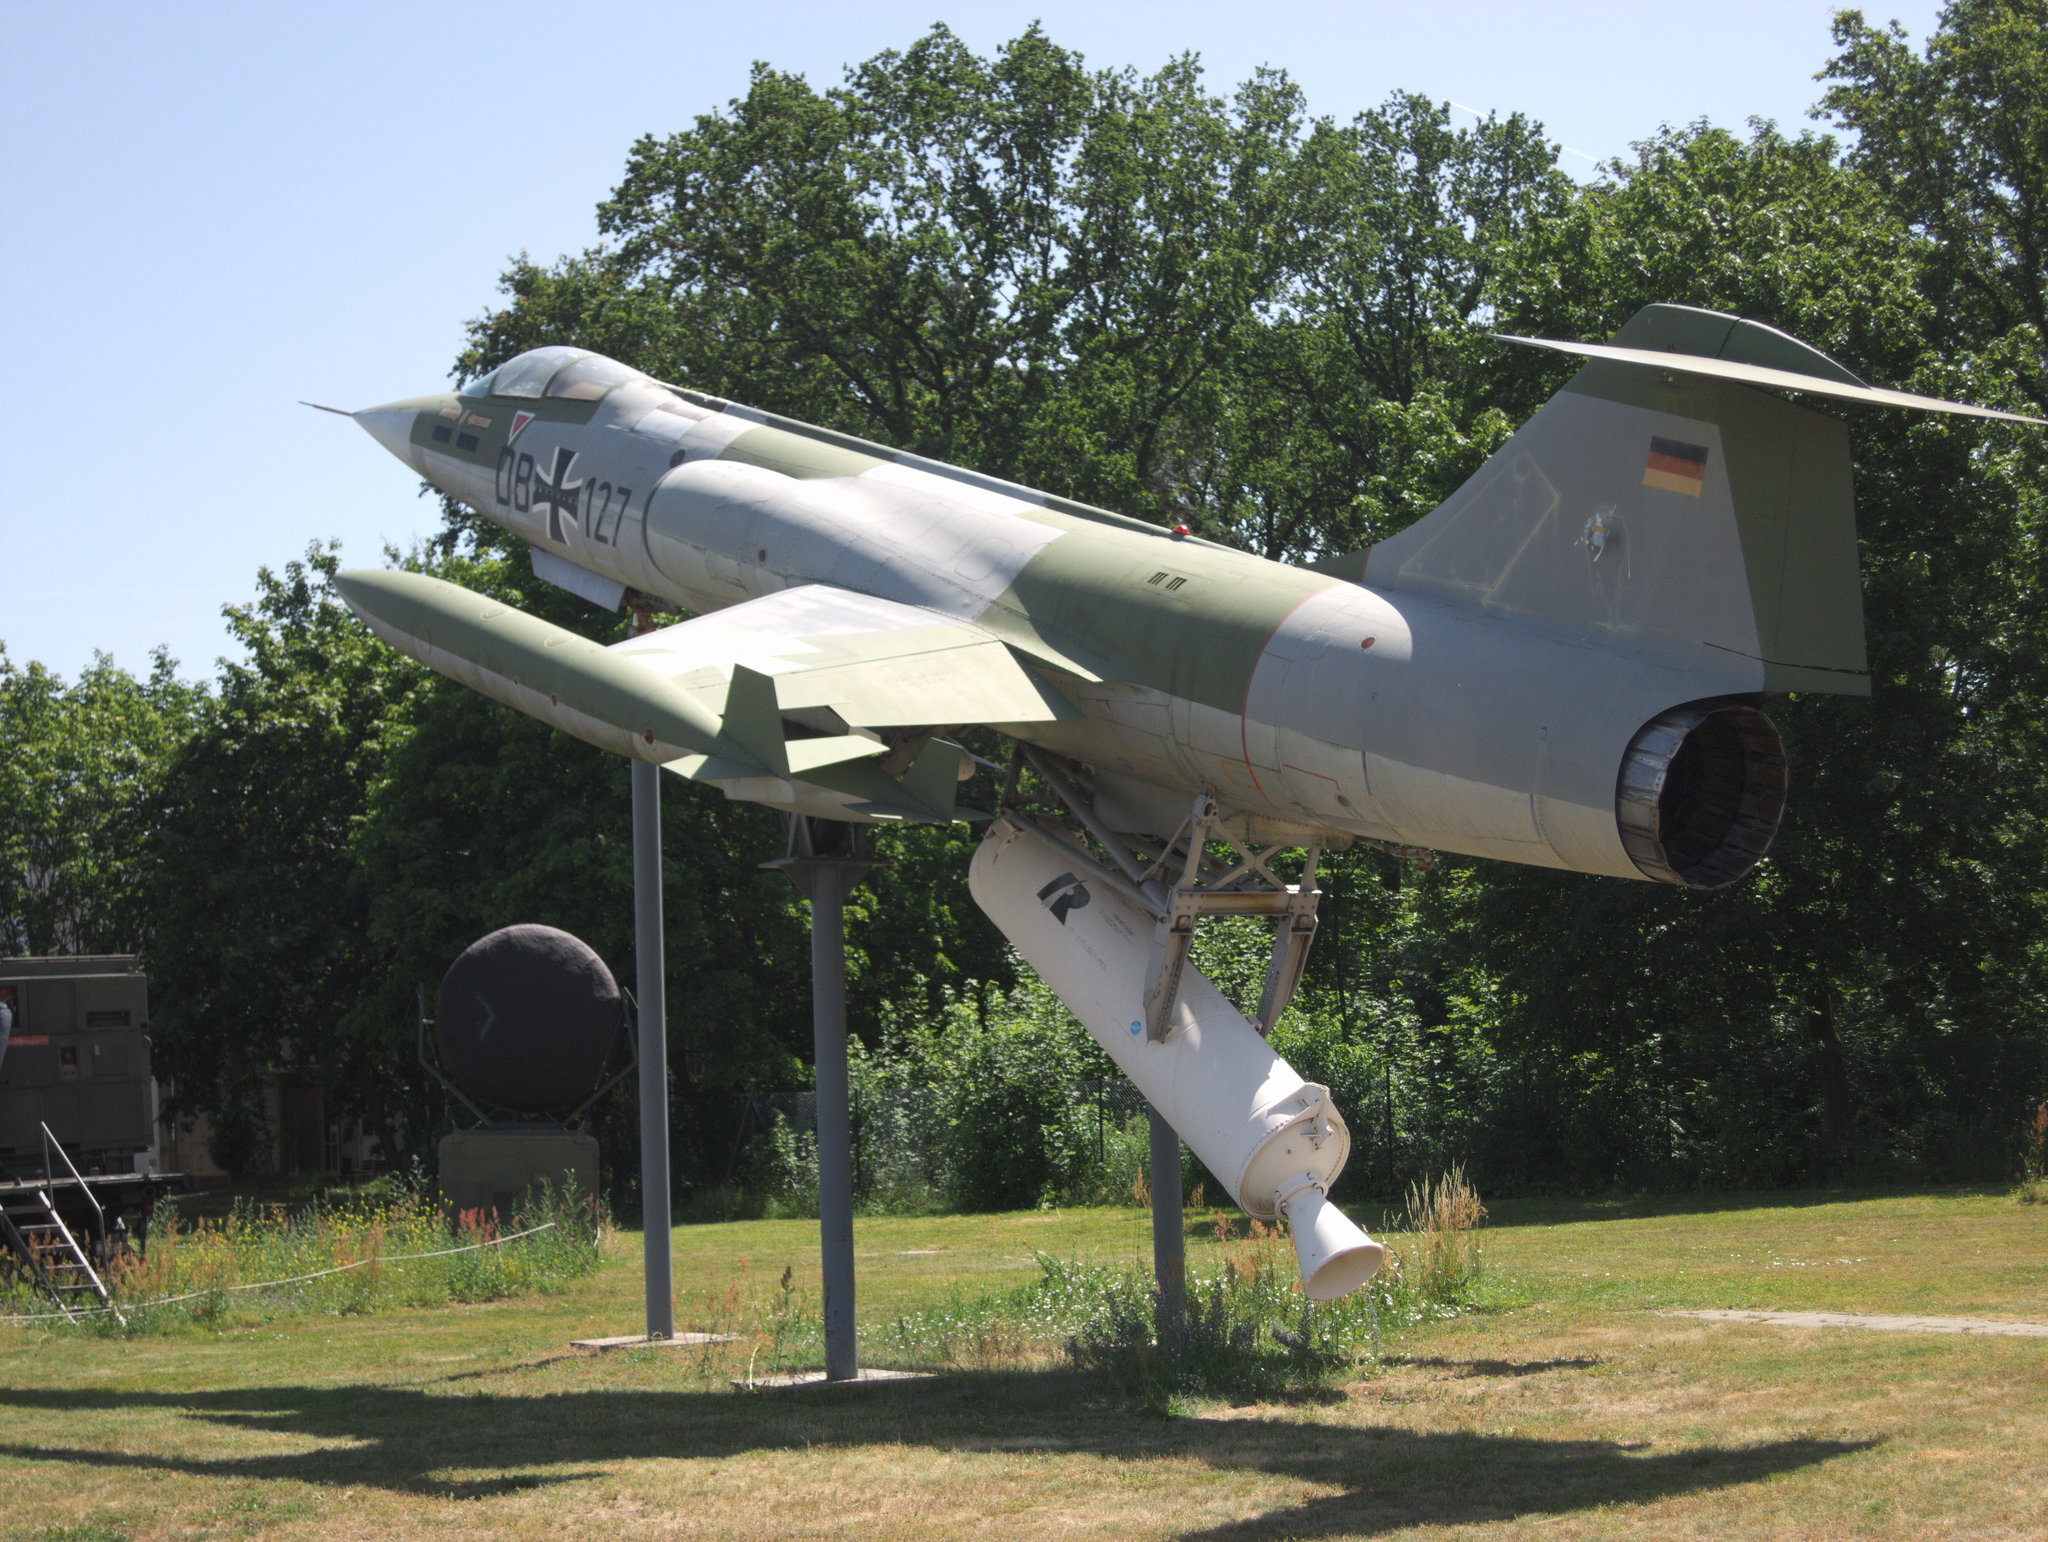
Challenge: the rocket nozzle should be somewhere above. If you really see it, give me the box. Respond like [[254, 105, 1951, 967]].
[[1280, 1181, 1384, 1301]]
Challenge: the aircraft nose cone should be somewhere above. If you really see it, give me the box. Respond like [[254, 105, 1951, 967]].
[[353, 403, 421, 468]]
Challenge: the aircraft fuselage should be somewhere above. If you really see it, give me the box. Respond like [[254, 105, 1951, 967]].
[[359, 350, 1777, 887]]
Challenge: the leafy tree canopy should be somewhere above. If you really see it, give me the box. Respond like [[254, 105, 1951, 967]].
[[7, 7, 2042, 1195]]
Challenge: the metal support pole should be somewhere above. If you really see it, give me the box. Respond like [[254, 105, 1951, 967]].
[[771, 819, 877, 1383], [810, 866, 858, 1381], [632, 755, 674, 1340], [629, 603, 674, 1343], [1149, 1107, 1184, 1349]]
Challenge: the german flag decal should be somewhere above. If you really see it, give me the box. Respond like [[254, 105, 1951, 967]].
[[1644, 436, 1709, 496]]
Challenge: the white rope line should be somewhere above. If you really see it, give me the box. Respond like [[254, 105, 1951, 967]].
[[0, 1220, 562, 1324]]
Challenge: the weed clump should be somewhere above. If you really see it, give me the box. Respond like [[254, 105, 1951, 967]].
[[873, 1176, 1493, 1406], [1403, 1164, 1488, 1301], [1063, 1199, 1485, 1408], [2017, 1103, 2047, 1203], [1, 1174, 604, 1334]]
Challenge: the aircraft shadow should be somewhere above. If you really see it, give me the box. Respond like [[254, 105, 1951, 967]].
[[1395, 1355, 1605, 1378], [0, 1371, 1870, 1536]]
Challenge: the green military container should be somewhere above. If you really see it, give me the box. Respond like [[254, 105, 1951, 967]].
[[0, 956, 157, 1174]]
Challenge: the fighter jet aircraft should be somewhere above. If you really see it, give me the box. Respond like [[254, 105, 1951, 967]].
[[331, 304, 2034, 1295]]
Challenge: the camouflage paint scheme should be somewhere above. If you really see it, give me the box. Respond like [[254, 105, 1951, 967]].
[[340, 306, 2033, 889]]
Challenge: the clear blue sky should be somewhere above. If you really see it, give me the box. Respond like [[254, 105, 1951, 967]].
[[2, 0, 1942, 684]]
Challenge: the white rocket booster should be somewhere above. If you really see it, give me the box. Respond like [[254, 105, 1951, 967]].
[[969, 816, 1385, 1300]]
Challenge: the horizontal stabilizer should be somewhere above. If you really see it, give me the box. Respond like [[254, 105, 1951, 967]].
[[666, 753, 764, 783], [709, 667, 889, 778], [666, 729, 957, 823], [785, 736, 890, 774], [1494, 333, 2044, 424]]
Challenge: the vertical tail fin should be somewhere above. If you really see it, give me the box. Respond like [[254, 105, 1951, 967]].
[[1339, 305, 1881, 695]]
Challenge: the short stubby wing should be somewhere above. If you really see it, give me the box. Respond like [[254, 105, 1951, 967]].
[[612, 583, 1078, 732], [336, 569, 1074, 824]]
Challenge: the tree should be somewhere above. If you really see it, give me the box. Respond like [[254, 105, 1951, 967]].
[[460, 27, 1314, 527], [110, 17, 2048, 1193], [1201, 95, 1571, 560], [0, 646, 204, 956], [1822, 0, 2048, 415], [144, 547, 423, 1169]]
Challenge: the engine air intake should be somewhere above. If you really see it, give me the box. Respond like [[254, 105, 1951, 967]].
[[1616, 700, 1788, 889]]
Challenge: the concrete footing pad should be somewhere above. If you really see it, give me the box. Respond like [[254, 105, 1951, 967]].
[[733, 1367, 937, 1390], [572, 1332, 741, 1351]]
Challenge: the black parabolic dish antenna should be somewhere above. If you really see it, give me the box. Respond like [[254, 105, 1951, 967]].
[[435, 924, 622, 1114]]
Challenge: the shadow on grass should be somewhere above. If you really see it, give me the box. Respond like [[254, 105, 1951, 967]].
[[1396, 1355, 1604, 1378], [0, 1372, 1870, 1536]]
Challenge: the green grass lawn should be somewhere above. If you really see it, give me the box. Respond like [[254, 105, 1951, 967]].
[[4, 1189, 2045, 1539]]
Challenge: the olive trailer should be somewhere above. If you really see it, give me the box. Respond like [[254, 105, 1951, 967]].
[[0, 955, 160, 1175]]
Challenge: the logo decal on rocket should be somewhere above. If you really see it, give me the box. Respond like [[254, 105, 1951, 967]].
[[1035, 871, 1090, 924]]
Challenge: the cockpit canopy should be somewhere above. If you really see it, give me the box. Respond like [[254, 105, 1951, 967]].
[[459, 347, 644, 403]]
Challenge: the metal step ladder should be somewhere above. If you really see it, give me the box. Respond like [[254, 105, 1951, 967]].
[[0, 1125, 121, 1321]]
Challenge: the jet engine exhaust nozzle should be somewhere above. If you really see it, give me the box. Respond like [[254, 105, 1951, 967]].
[[1616, 700, 1788, 890]]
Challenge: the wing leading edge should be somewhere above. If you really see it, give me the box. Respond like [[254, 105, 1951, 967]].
[[334, 569, 1075, 823]]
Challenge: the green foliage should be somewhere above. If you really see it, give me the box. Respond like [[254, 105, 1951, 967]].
[[455, 27, 1556, 561], [1054, 1205, 1481, 1406], [1, 1177, 602, 1334], [135, 543, 817, 1186], [1821, 0, 2048, 417], [740, 978, 1142, 1215], [143, 546, 427, 1168], [910, 981, 1110, 1210], [4, 11, 2044, 1201], [878, 1251, 1148, 1368], [29, 1525, 130, 1542], [2018, 1102, 2047, 1202], [1402, 1165, 1489, 1302], [0, 645, 204, 955]]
